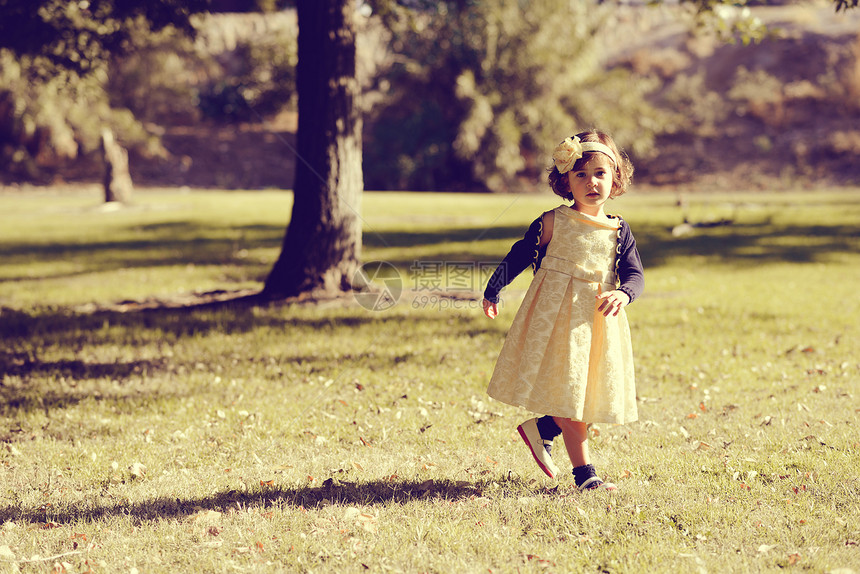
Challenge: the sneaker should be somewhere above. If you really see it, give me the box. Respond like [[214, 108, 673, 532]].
[[578, 476, 617, 492], [517, 418, 560, 479]]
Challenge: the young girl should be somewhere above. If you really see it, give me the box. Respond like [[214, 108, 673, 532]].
[[482, 130, 644, 491]]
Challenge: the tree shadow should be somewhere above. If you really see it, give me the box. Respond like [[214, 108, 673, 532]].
[[633, 222, 860, 268], [368, 218, 860, 269], [0, 477, 523, 526], [0, 353, 167, 381]]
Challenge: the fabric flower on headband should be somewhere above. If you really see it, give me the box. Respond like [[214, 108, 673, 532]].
[[552, 136, 583, 174], [552, 135, 617, 174]]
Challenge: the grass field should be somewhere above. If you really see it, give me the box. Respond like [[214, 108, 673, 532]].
[[0, 186, 859, 573]]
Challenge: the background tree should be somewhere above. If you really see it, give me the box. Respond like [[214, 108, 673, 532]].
[[364, 0, 665, 193], [0, 0, 207, 182], [261, 0, 363, 298]]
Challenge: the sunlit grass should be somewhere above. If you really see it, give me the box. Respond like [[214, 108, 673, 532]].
[[0, 187, 858, 572]]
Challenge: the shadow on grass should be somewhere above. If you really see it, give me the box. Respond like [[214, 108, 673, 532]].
[[0, 478, 527, 526], [0, 355, 169, 419], [0, 291, 494, 345], [3, 209, 858, 286], [367, 220, 860, 268], [633, 222, 860, 268]]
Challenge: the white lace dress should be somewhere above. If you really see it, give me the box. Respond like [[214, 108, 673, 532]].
[[487, 206, 637, 424]]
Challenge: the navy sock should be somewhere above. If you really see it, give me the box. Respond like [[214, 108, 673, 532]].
[[572, 464, 597, 487], [536, 416, 562, 440]]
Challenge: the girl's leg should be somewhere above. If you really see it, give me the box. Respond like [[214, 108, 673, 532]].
[[554, 417, 616, 491], [553, 417, 589, 467]]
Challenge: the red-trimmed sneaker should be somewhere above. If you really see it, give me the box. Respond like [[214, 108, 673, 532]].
[[578, 476, 617, 492], [517, 418, 560, 479]]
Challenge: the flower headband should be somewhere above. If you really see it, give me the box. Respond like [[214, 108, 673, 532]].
[[552, 136, 617, 174]]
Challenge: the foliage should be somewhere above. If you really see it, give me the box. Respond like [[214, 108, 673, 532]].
[[197, 30, 298, 122], [661, 70, 730, 137], [365, 0, 666, 193], [833, 0, 859, 10], [0, 51, 159, 182], [107, 18, 210, 125], [0, 189, 859, 572], [0, 0, 207, 74], [0, 10, 299, 181], [0, 0, 208, 181]]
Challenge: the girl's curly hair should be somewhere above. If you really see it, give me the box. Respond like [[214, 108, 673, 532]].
[[547, 130, 633, 201]]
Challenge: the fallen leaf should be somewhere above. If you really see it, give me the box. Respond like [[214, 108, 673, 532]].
[[787, 553, 801, 565], [524, 554, 555, 568]]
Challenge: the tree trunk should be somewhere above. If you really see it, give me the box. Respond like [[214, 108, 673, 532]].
[[262, 0, 363, 298], [101, 128, 133, 203]]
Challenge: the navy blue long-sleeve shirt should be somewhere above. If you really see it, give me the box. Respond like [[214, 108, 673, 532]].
[[483, 211, 644, 304]]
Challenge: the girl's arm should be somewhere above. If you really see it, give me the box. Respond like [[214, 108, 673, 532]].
[[483, 211, 554, 318], [616, 219, 644, 303], [596, 219, 644, 317]]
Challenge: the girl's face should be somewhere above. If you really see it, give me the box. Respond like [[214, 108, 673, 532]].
[[567, 154, 615, 216]]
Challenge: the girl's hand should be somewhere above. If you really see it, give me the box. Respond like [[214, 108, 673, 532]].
[[483, 298, 498, 319], [596, 290, 630, 317]]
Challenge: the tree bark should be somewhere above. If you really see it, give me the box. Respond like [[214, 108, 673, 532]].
[[262, 0, 363, 298], [101, 128, 133, 203]]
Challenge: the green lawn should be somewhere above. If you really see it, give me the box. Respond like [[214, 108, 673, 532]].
[[0, 186, 858, 573]]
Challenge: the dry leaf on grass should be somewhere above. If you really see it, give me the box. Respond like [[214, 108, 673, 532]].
[[787, 552, 801, 564], [343, 507, 378, 534]]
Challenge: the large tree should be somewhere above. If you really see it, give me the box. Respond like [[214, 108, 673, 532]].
[[261, 0, 363, 298], [262, 0, 857, 299]]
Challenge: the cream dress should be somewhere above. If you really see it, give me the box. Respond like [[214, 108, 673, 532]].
[[487, 206, 637, 424]]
